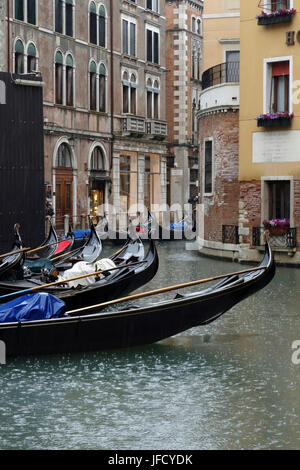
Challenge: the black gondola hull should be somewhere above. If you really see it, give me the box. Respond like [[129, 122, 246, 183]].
[[0, 244, 275, 358]]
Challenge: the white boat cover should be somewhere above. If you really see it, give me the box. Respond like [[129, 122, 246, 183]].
[[57, 258, 116, 289]]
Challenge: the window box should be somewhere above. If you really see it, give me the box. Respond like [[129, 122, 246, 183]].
[[256, 113, 293, 128], [256, 9, 296, 25]]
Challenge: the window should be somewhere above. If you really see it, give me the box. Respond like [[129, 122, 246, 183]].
[[226, 50, 240, 82], [55, 0, 74, 37], [66, 55, 74, 107], [89, 2, 97, 44], [89, 61, 97, 111], [271, 61, 290, 113], [55, 0, 63, 33], [122, 18, 136, 56], [99, 5, 106, 48], [146, 78, 160, 119], [65, 0, 73, 37], [144, 155, 161, 209], [197, 19, 202, 36], [15, 0, 24, 21], [267, 181, 290, 221], [122, 71, 137, 114], [27, 43, 37, 72], [204, 140, 213, 194], [147, 0, 159, 13], [120, 155, 138, 212], [56, 143, 72, 167], [146, 28, 159, 64], [99, 64, 106, 112], [91, 147, 105, 170], [55, 51, 63, 105], [192, 17, 196, 33], [271, 0, 290, 11], [14, 0, 36, 24], [14, 40, 24, 74]]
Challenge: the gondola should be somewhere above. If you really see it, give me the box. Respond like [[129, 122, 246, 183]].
[[0, 240, 275, 358], [0, 237, 159, 311], [54, 224, 102, 269], [0, 224, 24, 279], [25, 222, 58, 260]]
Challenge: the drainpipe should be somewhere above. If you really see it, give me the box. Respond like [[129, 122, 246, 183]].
[[109, 0, 114, 171], [7, 0, 10, 72]]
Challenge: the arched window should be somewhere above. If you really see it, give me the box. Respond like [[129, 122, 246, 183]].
[[99, 64, 106, 112], [66, 54, 74, 107], [99, 5, 106, 48], [146, 77, 159, 119], [192, 17, 196, 33], [147, 78, 152, 118], [91, 146, 105, 171], [89, 2, 97, 44], [130, 74, 137, 115], [14, 39, 24, 74], [27, 43, 37, 73], [56, 143, 72, 168], [55, 51, 63, 104], [89, 61, 97, 111]]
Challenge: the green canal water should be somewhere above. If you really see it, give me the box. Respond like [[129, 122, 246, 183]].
[[1, 241, 300, 450]]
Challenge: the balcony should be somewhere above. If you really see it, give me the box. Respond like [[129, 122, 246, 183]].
[[253, 226, 297, 250], [122, 115, 145, 137], [146, 119, 168, 140], [202, 62, 240, 91]]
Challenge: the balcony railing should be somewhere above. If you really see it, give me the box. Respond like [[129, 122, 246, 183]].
[[253, 226, 297, 249], [146, 119, 168, 139], [222, 225, 239, 244], [202, 62, 240, 90], [122, 115, 145, 136]]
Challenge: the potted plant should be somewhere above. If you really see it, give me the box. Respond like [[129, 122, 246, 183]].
[[256, 8, 296, 25], [255, 112, 294, 128], [263, 218, 290, 236]]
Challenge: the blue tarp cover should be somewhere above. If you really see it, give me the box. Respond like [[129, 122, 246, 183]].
[[66, 229, 90, 240], [0, 293, 67, 323], [170, 222, 185, 231]]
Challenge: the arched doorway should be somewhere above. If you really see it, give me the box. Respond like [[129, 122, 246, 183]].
[[55, 141, 74, 229], [88, 144, 109, 222]]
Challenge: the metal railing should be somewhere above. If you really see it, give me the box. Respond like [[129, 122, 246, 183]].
[[253, 226, 297, 249], [202, 62, 240, 90], [222, 225, 239, 244]]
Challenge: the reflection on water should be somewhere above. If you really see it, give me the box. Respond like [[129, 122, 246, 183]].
[[1, 241, 300, 450]]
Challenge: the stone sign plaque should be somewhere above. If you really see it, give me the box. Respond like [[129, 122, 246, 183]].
[[253, 130, 300, 163]]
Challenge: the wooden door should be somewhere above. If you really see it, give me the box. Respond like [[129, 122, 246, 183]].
[[56, 169, 73, 228]]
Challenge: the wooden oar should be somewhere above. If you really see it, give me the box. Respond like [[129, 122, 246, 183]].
[[50, 247, 81, 262], [0, 247, 31, 260], [67, 265, 268, 316], [0, 260, 147, 300]]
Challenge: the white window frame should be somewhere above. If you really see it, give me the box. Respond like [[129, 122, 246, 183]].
[[263, 0, 294, 11], [121, 14, 137, 57], [54, 49, 76, 108], [146, 75, 160, 119], [145, 23, 160, 65], [263, 56, 293, 115], [53, 0, 75, 38], [261, 176, 295, 227]]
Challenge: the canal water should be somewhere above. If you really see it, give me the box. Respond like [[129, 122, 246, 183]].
[[1, 241, 300, 450]]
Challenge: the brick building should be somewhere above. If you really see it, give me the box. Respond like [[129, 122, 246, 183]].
[[196, 0, 241, 259], [1, 0, 168, 232], [165, 0, 203, 214]]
